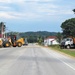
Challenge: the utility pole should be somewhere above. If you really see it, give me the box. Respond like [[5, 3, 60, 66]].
[[1, 23, 4, 38], [1, 22, 5, 38]]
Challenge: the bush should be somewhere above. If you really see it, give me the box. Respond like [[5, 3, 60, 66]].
[[48, 45, 60, 49]]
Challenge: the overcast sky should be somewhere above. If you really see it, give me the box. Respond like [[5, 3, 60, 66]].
[[0, 0, 75, 32]]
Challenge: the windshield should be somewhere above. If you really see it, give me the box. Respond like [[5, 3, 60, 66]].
[[66, 38, 72, 41]]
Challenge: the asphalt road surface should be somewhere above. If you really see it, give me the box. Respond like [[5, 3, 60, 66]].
[[0, 44, 75, 75]]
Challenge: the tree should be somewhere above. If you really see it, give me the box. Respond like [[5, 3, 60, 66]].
[[56, 32, 62, 43], [61, 18, 75, 37], [73, 9, 75, 14], [38, 37, 43, 44]]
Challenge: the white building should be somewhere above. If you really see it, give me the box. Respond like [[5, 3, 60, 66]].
[[44, 36, 59, 46]]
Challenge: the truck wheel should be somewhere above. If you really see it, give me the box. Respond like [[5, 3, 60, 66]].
[[17, 42, 22, 47], [66, 45, 70, 49]]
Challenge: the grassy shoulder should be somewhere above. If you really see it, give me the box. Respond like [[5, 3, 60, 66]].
[[48, 45, 75, 57]]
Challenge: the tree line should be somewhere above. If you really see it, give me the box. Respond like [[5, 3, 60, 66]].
[[19, 31, 57, 43]]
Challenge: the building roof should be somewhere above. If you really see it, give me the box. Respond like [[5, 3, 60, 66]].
[[44, 36, 57, 40]]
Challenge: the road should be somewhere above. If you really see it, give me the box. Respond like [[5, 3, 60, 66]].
[[0, 44, 75, 75]]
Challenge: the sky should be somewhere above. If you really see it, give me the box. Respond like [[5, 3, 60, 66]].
[[0, 0, 75, 32]]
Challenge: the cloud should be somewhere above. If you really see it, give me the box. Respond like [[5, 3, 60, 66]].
[[57, 10, 73, 15], [0, 0, 25, 3], [0, 11, 41, 20], [0, 6, 10, 10], [0, 12, 17, 19], [0, 0, 73, 20], [24, 0, 56, 2], [0, 0, 11, 3], [0, 0, 56, 4]]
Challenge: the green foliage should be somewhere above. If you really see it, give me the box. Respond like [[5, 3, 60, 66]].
[[37, 37, 43, 44], [56, 32, 62, 43], [7, 32, 19, 35], [73, 9, 75, 14], [19, 31, 57, 43], [49, 45, 60, 49], [27, 35, 37, 43], [61, 18, 75, 37]]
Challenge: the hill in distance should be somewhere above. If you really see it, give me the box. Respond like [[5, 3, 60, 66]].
[[19, 31, 57, 38]]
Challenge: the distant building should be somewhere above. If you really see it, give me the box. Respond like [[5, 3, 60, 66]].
[[44, 36, 59, 46]]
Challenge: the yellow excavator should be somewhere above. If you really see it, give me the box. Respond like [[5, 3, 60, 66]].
[[2, 34, 25, 47]]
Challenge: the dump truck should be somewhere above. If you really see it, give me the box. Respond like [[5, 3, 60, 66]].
[[60, 37, 75, 49], [1, 34, 25, 47]]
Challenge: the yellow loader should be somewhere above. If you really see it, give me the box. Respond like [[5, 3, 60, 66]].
[[2, 35, 25, 47]]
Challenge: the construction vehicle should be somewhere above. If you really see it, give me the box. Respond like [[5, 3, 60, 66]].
[[60, 37, 75, 49], [2, 34, 25, 47], [0, 38, 3, 47]]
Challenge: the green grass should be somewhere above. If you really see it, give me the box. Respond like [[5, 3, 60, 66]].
[[48, 45, 75, 57]]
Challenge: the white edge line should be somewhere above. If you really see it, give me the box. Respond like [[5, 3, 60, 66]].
[[43, 48, 75, 71]]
